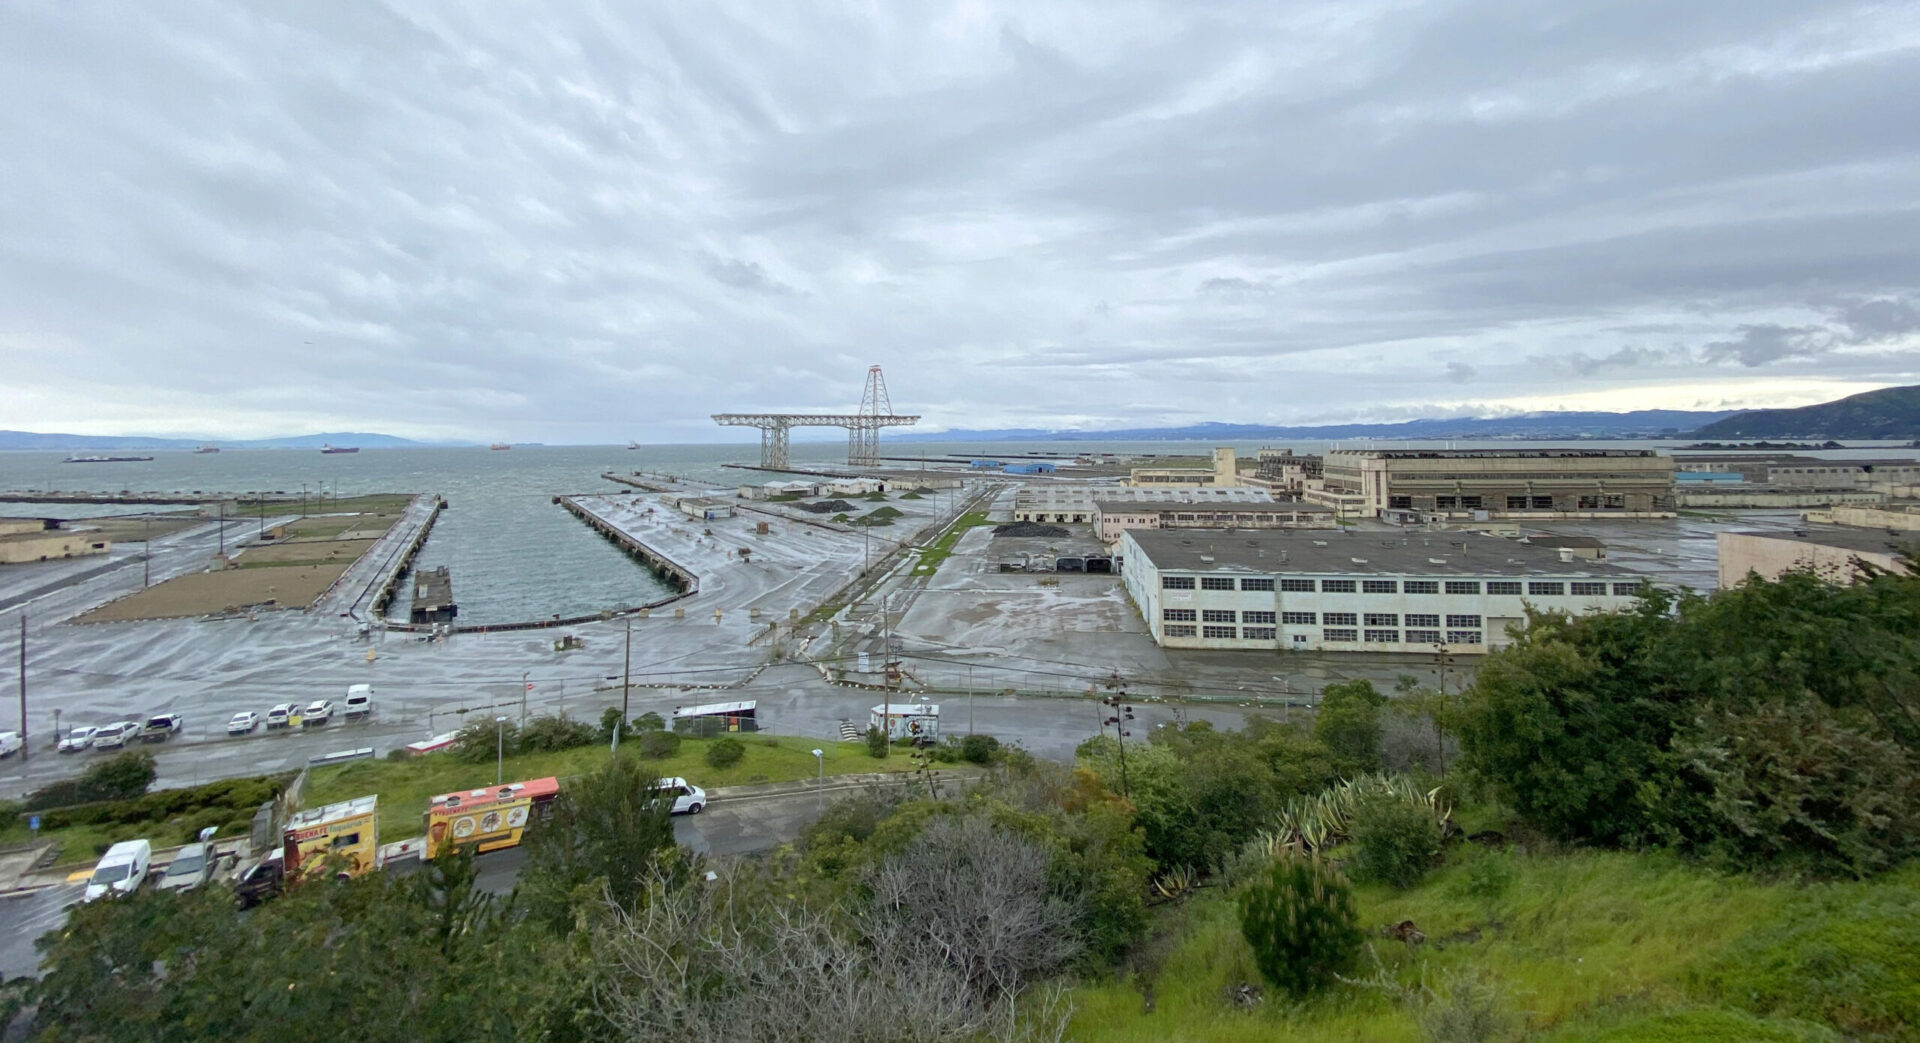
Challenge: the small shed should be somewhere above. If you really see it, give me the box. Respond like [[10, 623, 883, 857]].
[[671, 699, 759, 736]]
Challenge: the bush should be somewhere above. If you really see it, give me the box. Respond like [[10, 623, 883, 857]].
[[865, 726, 888, 759], [26, 750, 157, 810], [451, 720, 518, 764], [520, 715, 597, 754], [1314, 680, 1385, 776], [632, 712, 665, 733], [1345, 789, 1443, 889], [1237, 853, 1363, 998], [599, 707, 625, 743], [636, 729, 680, 760], [705, 737, 745, 769], [959, 733, 1000, 765]]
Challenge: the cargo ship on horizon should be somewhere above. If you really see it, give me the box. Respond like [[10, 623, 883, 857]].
[[319, 444, 359, 454]]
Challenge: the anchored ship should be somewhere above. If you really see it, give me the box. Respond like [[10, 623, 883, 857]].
[[319, 444, 359, 454]]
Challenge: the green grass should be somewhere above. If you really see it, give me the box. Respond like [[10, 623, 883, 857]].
[[304, 734, 920, 843], [912, 510, 994, 576], [1064, 846, 1915, 1042]]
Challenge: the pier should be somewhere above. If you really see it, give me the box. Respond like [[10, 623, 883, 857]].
[[555, 495, 699, 595], [408, 566, 456, 624], [336, 495, 445, 621]]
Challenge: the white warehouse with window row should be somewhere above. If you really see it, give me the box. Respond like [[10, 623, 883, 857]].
[[1120, 528, 1646, 653]]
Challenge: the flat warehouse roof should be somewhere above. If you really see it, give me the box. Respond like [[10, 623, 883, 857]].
[[1327, 449, 1662, 460], [1097, 499, 1330, 514], [1127, 528, 1634, 578], [1725, 526, 1919, 557]]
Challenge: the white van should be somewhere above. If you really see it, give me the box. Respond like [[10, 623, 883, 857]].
[[344, 684, 373, 719], [653, 777, 706, 815], [0, 732, 20, 758], [84, 839, 152, 902]]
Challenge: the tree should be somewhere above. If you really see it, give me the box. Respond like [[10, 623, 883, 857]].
[[25, 750, 157, 810], [1314, 680, 1386, 777], [518, 752, 686, 931], [450, 718, 519, 764], [865, 724, 889, 759], [1237, 853, 1363, 998]]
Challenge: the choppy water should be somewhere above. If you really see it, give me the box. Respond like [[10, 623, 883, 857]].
[[3, 436, 1914, 624]]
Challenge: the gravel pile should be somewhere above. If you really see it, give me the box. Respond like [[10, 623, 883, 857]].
[[991, 522, 1071, 538], [795, 499, 858, 514]]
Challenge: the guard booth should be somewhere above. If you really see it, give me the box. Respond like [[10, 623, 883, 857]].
[[671, 700, 759, 737], [869, 702, 940, 743]]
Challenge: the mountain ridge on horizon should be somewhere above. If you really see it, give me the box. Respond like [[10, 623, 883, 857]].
[[0, 430, 460, 451]]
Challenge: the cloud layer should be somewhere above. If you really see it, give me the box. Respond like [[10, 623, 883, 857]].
[[2, 2, 1917, 441]]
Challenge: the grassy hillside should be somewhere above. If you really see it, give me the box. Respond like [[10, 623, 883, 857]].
[[1068, 844, 1917, 1042], [1691, 384, 1920, 439]]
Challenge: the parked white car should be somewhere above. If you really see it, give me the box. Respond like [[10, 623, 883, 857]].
[[227, 711, 260, 735], [301, 700, 334, 726], [265, 703, 294, 729], [653, 777, 706, 815], [84, 839, 152, 902], [0, 732, 20, 758], [91, 721, 143, 750], [59, 726, 100, 753]]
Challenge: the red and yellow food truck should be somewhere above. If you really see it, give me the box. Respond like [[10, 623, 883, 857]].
[[283, 795, 379, 880], [424, 777, 560, 859]]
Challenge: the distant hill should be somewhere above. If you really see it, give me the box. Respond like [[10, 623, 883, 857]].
[[899, 409, 1741, 443], [1689, 385, 1920, 440], [0, 430, 449, 451]]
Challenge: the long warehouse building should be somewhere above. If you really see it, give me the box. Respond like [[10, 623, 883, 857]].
[[1315, 449, 1676, 520], [1120, 528, 1645, 654]]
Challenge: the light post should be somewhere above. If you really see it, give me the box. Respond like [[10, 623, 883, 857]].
[[1431, 643, 1455, 776], [142, 515, 151, 589], [495, 715, 509, 784], [810, 748, 824, 812], [299, 483, 308, 519], [966, 664, 974, 735]]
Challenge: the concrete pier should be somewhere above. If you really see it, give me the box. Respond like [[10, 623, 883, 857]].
[[556, 495, 699, 595]]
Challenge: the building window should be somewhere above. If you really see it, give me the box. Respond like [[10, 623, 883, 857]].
[[1578, 495, 1600, 509], [1281, 611, 1317, 625], [1162, 609, 1197, 622], [1281, 578, 1316, 592], [1323, 628, 1358, 642], [1445, 580, 1481, 594], [1486, 581, 1522, 595], [1435, 496, 1456, 509], [1406, 629, 1442, 644], [1405, 613, 1440, 627], [1362, 580, 1398, 594], [1364, 613, 1398, 627], [1241, 578, 1275, 591], [1528, 581, 1565, 596], [1446, 614, 1482, 628], [1244, 611, 1276, 624], [1165, 625, 1197, 637], [1364, 629, 1400, 643], [1531, 496, 1554, 509], [1162, 576, 1194, 590], [1202, 626, 1238, 639], [1613, 581, 1643, 595], [1460, 496, 1483, 509], [1387, 495, 1412, 510], [1446, 630, 1483, 645], [1404, 580, 1438, 594], [1323, 612, 1358, 626], [1322, 579, 1357, 593], [1604, 494, 1625, 508], [1570, 582, 1608, 596], [1201, 577, 1235, 591], [1505, 496, 1528, 510], [1202, 609, 1237, 623], [1243, 627, 1277, 640]]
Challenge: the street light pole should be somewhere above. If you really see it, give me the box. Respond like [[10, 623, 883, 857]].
[[17, 613, 27, 765], [811, 748, 824, 813], [622, 614, 633, 722], [495, 716, 508, 785], [520, 671, 529, 728], [142, 515, 151, 589]]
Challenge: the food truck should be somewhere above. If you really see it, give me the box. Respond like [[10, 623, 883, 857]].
[[424, 777, 560, 859], [282, 795, 379, 881], [869, 702, 940, 742]]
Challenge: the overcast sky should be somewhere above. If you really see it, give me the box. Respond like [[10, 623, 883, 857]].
[[3, 2, 1917, 443]]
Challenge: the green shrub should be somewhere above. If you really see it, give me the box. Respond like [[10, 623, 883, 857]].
[[1345, 789, 1442, 889], [865, 726, 888, 759], [636, 729, 680, 760], [1696, 874, 1920, 1041], [705, 737, 745, 769], [631, 711, 665, 733], [25, 750, 157, 810], [1559, 1007, 1840, 1042], [598, 706, 625, 742], [959, 733, 999, 764], [519, 715, 597, 753], [451, 719, 518, 764], [1236, 853, 1362, 998]]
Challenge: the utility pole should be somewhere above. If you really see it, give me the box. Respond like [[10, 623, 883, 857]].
[[1099, 672, 1133, 799], [17, 614, 27, 764], [520, 670, 529, 727], [217, 501, 226, 556], [142, 516, 151, 589], [622, 615, 634, 721]]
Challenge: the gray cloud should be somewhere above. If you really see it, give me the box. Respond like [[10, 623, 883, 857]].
[[0, 2, 1917, 441]]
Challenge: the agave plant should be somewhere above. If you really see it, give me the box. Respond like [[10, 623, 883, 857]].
[[1151, 864, 1200, 900], [1265, 773, 1452, 854]]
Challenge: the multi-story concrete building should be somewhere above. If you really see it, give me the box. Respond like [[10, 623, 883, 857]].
[[1315, 449, 1675, 520], [1013, 484, 1273, 524], [1717, 526, 1913, 588], [1121, 528, 1644, 654], [1093, 499, 1334, 544], [1127, 447, 1241, 489]]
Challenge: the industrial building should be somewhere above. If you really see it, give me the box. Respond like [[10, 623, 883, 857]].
[[1240, 448, 1323, 496], [1716, 527, 1915, 588], [1127, 448, 1242, 489], [1092, 499, 1335, 543], [1315, 449, 1676, 520], [0, 518, 110, 564], [1120, 528, 1644, 654], [1013, 484, 1274, 524]]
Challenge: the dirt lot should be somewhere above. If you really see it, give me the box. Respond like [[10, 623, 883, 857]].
[[75, 565, 344, 621], [236, 538, 377, 567]]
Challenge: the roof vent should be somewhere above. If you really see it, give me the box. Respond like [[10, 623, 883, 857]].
[[1199, 554, 1215, 563], [1312, 540, 1328, 547], [1429, 557, 1448, 565], [1351, 557, 1368, 564]]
